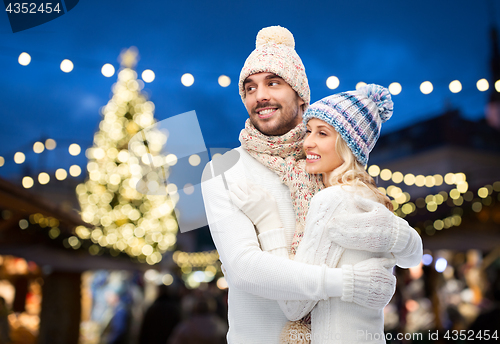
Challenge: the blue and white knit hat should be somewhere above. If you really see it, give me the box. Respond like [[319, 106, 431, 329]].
[[303, 84, 393, 165]]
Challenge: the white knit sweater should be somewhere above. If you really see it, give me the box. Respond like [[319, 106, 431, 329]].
[[261, 185, 423, 343], [202, 147, 340, 344], [201, 148, 422, 343]]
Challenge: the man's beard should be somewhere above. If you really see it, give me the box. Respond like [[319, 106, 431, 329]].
[[250, 102, 300, 136]]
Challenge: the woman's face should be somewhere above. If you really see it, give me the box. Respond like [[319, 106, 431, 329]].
[[304, 118, 344, 175]]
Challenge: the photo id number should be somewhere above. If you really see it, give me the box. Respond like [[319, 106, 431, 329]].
[[5, 3, 62, 14]]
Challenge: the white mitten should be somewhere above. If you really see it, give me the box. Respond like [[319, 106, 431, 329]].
[[229, 179, 283, 233], [341, 258, 396, 309], [329, 197, 410, 253]]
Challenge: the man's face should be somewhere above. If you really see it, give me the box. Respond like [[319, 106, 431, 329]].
[[243, 72, 304, 136]]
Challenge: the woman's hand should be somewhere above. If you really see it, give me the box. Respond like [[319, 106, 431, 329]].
[[229, 179, 283, 233]]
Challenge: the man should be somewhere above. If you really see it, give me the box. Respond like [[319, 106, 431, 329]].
[[201, 26, 398, 343]]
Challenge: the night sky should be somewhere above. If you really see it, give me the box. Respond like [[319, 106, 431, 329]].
[[1, 0, 499, 179]]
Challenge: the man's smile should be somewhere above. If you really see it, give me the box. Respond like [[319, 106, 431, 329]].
[[255, 107, 278, 119]]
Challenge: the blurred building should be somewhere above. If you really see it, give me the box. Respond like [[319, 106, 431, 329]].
[[0, 177, 146, 344]]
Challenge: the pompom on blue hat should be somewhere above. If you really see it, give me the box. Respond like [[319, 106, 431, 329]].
[[303, 84, 393, 165]]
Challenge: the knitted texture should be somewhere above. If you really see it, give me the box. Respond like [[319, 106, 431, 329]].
[[303, 84, 393, 165], [327, 196, 411, 254], [239, 26, 310, 106], [239, 119, 324, 257], [341, 258, 397, 309], [279, 315, 311, 344]]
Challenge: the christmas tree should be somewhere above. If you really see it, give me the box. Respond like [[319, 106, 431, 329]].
[[75, 47, 177, 265]]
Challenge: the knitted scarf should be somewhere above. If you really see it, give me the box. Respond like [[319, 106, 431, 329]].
[[239, 119, 325, 257], [240, 119, 324, 342]]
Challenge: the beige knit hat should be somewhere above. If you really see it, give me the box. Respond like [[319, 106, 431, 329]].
[[238, 26, 310, 107]]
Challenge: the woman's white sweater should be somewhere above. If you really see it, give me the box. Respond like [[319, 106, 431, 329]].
[[260, 185, 422, 343]]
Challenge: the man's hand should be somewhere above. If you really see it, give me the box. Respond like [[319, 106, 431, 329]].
[[228, 179, 283, 233], [341, 257, 396, 309]]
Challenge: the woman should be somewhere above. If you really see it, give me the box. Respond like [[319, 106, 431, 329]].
[[230, 84, 422, 343]]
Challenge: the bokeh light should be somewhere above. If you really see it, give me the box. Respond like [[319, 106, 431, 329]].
[[38, 172, 50, 185], [184, 183, 194, 195], [218, 75, 231, 87], [449, 80, 462, 93], [188, 154, 201, 166], [101, 63, 115, 77], [69, 165, 82, 177], [45, 138, 57, 150], [356, 82, 367, 90], [326, 76, 339, 90], [422, 254, 433, 266], [69, 143, 81, 156], [60, 59, 74, 73], [33, 141, 45, 153], [166, 154, 178, 166], [18, 52, 31, 66], [181, 73, 194, 87], [14, 152, 25, 164], [476, 78, 489, 91], [420, 81, 433, 94], [435, 258, 448, 273], [142, 69, 155, 83], [22, 176, 34, 188], [367, 165, 380, 177], [389, 82, 402, 95], [55, 168, 68, 180]]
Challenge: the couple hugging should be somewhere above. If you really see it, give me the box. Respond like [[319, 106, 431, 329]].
[[201, 26, 422, 344]]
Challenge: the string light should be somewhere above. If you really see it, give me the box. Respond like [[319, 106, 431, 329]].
[[10, 54, 497, 93], [69, 165, 82, 177], [55, 168, 68, 180], [33, 141, 45, 154], [142, 69, 155, 83], [45, 138, 57, 150], [22, 176, 34, 188], [188, 154, 201, 166], [476, 78, 489, 92], [101, 63, 115, 77], [68, 143, 81, 156], [14, 152, 25, 164], [355, 82, 367, 90], [218, 75, 231, 87], [181, 73, 194, 87], [326, 76, 339, 90], [389, 82, 402, 95], [420, 81, 433, 94], [38, 172, 50, 185], [18, 52, 31, 66], [449, 80, 462, 93], [60, 59, 74, 73]]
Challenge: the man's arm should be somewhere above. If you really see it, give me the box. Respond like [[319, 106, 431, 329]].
[[201, 162, 338, 301]]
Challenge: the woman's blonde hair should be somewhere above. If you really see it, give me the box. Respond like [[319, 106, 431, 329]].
[[326, 134, 393, 211]]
